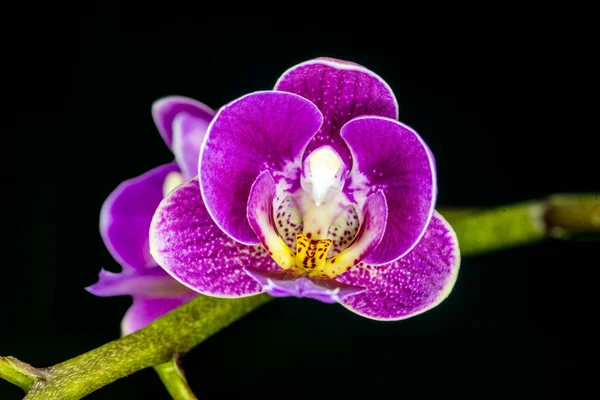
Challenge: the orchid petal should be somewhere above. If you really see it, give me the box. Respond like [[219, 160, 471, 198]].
[[121, 293, 197, 336], [342, 116, 436, 265], [172, 111, 211, 179], [338, 212, 460, 320], [85, 266, 192, 298], [275, 57, 398, 167], [151, 95, 215, 149], [199, 91, 323, 244], [244, 267, 364, 304], [150, 177, 280, 297], [100, 162, 180, 271]]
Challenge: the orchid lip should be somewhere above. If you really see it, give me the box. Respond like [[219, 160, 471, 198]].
[[244, 266, 365, 303]]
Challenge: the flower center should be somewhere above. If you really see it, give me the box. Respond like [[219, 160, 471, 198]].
[[294, 233, 332, 276], [251, 146, 370, 280], [258, 197, 368, 279], [271, 232, 357, 279]]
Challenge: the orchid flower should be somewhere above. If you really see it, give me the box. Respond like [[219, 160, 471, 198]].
[[86, 96, 215, 334], [150, 58, 461, 320]]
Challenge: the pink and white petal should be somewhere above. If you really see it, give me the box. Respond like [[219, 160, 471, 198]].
[[342, 116, 436, 265], [150, 177, 280, 297], [274, 58, 398, 167], [338, 212, 460, 321], [247, 171, 295, 269], [199, 91, 323, 245], [100, 162, 180, 271], [327, 205, 360, 257], [85, 266, 192, 298], [324, 191, 388, 277], [274, 195, 303, 250], [121, 293, 198, 336], [152, 96, 215, 149], [172, 112, 211, 179]]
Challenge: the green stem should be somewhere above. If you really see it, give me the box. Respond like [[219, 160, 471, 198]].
[[0, 356, 45, 392], [545, 194, 600, 235], [23, 294, 272, 399], [154, 355, 197, 400], [1, 194, 597, 399], [440, 201, 546, 256], [439, 194, 599, 257]]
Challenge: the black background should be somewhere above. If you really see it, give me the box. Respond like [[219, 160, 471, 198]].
[[1, 9, 597, 400]]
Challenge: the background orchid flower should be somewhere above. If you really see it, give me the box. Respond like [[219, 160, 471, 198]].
[[150, 58, 460, 320], [86, 96, 214, 335]]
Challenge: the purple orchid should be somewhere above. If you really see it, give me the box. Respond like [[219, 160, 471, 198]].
[[86, 96, 215, 335], [150, 58, 461, 320]]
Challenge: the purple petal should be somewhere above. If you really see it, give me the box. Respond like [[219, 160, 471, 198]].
[[121, 293, 197, 336], [85, 266, 193, 298], [100, 162, 180, 270], [244, 267, 365, 304], [338, 212, 460, 320], [152, 96, 215, 149], [199, 91, 323, 245], [150, 177, 280, 297], [172, 111, 211, 179], [274, 57, 398, 167], [342, 116, 436, 265]]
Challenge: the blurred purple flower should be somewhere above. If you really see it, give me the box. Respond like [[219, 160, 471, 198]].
[[87, 97, 214, 335]]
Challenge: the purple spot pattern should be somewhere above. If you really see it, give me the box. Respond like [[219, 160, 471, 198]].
[[337, 213, 459, 320]]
